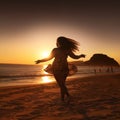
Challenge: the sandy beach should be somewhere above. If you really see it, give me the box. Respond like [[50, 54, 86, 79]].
[[0, 73, 120, 120]]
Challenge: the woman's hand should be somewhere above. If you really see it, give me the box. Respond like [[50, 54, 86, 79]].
[[35, 60, 40, 64], [80, 54, 86, 58]]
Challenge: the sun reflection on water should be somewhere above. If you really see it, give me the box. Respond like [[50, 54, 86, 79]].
[[37, 64, 55, 84], [40, 76, 55, 84]]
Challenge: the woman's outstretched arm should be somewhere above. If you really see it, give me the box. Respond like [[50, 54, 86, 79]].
[[69, 51, 85, 59], [35, 49, 55, 64]]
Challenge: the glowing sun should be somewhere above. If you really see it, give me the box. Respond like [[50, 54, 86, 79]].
[[42, 51, 49, 58]]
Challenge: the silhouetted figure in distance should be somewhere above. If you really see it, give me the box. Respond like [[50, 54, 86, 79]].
[[35, 36, 85, 102], [110, 66, 113, 73], [94, 69, 96, 74]]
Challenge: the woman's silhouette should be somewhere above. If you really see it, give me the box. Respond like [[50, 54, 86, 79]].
[[35, 36, 85, 102]]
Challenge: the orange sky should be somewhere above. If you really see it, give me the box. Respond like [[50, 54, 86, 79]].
[[0, 1, 120, 64], [1, 23, 120, 64]]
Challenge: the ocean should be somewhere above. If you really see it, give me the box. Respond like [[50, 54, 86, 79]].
[[0, 64, 120, 87]]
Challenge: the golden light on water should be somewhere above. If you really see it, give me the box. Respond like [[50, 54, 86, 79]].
[[36, 65, 55, 84], [41, 76, 54, 84]]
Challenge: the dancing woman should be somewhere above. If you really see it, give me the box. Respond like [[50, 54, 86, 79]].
[[35, 36, 85, 101]]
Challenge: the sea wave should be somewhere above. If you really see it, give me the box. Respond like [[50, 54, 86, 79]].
[[0, 73, 52, 78]]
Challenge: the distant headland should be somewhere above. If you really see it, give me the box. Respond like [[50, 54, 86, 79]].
[[70, 53, 119, 66]]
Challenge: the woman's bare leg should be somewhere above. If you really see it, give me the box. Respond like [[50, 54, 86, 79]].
[[54, 74, 69, 101]]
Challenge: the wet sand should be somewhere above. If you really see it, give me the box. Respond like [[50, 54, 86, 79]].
[[0, 73, 120, 120]]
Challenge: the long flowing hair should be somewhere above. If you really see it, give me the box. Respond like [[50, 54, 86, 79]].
[[57, 36, 80, 52]]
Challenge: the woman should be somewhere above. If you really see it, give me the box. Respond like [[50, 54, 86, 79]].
[[35, 36, 85, 102]]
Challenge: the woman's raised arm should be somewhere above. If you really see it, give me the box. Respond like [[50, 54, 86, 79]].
[[69, 51, 85, 59], [35, 48, 56, 64]]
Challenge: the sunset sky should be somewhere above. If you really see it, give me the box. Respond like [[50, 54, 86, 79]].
[[0, 0, 120, 64]]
